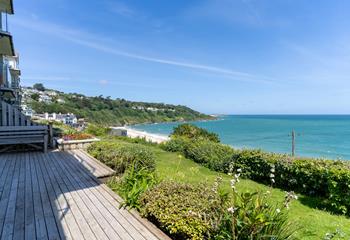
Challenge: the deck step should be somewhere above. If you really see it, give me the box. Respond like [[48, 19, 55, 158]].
[[67, 149, 115, 179]]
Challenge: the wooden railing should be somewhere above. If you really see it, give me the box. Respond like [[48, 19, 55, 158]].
[[1, 100, 34, 126], [0, 100, 54, 152]]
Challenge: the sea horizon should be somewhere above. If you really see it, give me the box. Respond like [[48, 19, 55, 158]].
[[132, 114, 350, 160]]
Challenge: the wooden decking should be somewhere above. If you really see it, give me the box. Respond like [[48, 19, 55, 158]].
[[0, 151, 170, 240]]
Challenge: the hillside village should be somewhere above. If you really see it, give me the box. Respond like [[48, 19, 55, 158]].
[[21, 83, 215, 128], [21, 85, 81, 127], [20, 83, 213, 127]]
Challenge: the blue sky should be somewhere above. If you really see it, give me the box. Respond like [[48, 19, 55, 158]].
[[9, 0, 350, 114]]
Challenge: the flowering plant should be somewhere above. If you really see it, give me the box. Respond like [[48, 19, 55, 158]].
[[62, 133, 94, 141], [221, 166, 298, 239]]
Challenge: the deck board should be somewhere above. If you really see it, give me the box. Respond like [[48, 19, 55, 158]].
[[24, 153, 36, 240], [59, 153, 140, 240], [49, 153, 110, 240], [1, 153, 21, 240], [62, 153, 159, 240], [13, 154, 26, 240], [30, 152, 49, 240], [0, 154, 17, 238], [52, 153, 123, 240], [0, 151, 169, 240]]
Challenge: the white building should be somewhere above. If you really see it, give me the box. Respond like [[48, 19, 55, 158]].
[[39, 94, 52, 103], [38, 112, 78, 125], [57, 98, 65, 103], [21, 104, 34, 117]]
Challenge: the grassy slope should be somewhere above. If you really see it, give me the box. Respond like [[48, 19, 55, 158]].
[[150, 147, 350, 239]]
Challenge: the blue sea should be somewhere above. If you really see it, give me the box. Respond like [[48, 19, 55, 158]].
[[132, 115, 350, 160]]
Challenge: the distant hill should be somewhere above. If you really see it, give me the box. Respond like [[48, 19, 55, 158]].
[[23, 86, 214, 126]]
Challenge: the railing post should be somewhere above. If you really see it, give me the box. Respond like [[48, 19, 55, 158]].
[[0, 55, 4, 87], [49, 123, 54, 148], [0, 12, 2, 31]]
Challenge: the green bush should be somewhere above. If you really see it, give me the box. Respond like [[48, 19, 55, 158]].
[[232, 149, 278, 183], [221, 191, 298, 240], [110, 165, 158, 211], [140, 179, 297, 240], [160, 136, 191, 153], [172, 124, 220, 143], [232, 151, 350, 214], [87, 141, 155, 174], [140, 181, 226, 240], [185, 140, 235, 172], [85, 124, 110, 136], [109, 136, 158, 146]]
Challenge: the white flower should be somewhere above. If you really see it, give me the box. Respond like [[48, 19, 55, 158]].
[[276, 208, 281, 213], [237, 168, 242, 173], [230, 179, 236, 189], [271, 168, 275, 173], [234, 174, 240, 179], [271, 179, 275, 183], [270, 173, 275, 178], [227, 207, 236, 214]]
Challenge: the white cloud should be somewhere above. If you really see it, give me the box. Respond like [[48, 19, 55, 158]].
[[13, 17, 275, 84], [98, 79, 109, 85]]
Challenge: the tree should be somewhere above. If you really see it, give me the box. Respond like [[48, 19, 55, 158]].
[[31, 93, 40, 101], [33, 83, 45, 91]]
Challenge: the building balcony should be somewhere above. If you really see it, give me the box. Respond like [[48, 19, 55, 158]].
[[0, 0, 14, 14], [9, 66, 20, 77], [0, 30, 14, 56]]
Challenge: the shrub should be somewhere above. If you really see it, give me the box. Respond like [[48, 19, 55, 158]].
[[172, 124, 220, 143], [232, 150, 350, 214], [223, 191, 297, 240], [160, 136, 191, 153], [110, 136, 158, 146], [87, 141, 155, 174], [140, 181, 226, 240], [231, 149, 279, 183], [85, 124, 110, 136], [110, 165, 158, 211], [185, 140, 235, 172], [140, 178, 297, 240], [226, 169, 298, 239]]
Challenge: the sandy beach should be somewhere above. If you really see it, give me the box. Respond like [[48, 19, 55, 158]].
[[126, 127, 170, 143], [113, 127, 170, 143]]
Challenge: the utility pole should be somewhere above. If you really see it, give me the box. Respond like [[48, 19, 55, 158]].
[[291, 130, 295, 157]]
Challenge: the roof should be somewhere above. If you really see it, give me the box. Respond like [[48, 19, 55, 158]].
[[0, 31, 15, 56], [0, 0, 14, 14]]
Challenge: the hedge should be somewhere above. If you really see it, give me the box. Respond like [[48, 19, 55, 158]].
[[140, 181, 224, 240], [87, 141, 155, 174], [163, 137, 350, 215], [185, 139, 235, 172]]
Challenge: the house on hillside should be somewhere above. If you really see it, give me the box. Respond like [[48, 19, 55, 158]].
[[21, 104, 34, 117], [39, 94, 52, 103]]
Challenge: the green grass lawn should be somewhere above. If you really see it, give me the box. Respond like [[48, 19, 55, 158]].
[[150, 147, 350, 239]]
